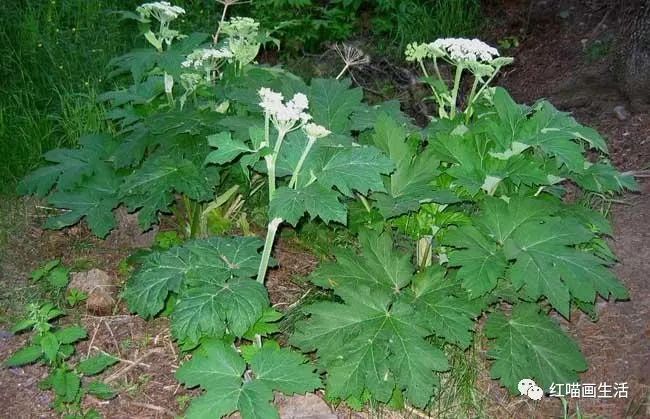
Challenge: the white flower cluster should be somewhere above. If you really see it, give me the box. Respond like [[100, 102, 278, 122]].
[[406, 38, 499, 63], [303, 123, 331, 140], [181, 47, 233, 70], [136, 1, 185, 22], [432, 38, 499, 62], [258, 88, 330, 138], [221, 17, 260, 38], [221, 17, 262, 67]]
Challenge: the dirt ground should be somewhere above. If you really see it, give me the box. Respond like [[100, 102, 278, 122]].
[[1, 1, 649, 418]]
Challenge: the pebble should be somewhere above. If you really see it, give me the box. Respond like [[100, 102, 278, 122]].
[[614, 105, 630, 121]]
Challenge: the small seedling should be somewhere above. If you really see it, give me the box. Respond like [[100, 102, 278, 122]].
[[5, 302, 119, 416], [31, 259, 70, 291]]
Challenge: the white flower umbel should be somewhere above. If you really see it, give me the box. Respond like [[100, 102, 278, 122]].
[[136, 1, 185, 22], [181, 47, 233, 82], [431, 38, 499, 63], [254, 90, 328, 291], [136, 2, 186, 50], [289, 123, 331, 188], [258, 89, 311, 136], [221, 17, 262, 71], [257, 87, 314, 201], [405, 37, 511, 119]]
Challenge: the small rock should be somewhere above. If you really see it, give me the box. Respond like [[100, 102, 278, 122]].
[[614, 105, 630, 121], [277, 393, 336, 419], [69, 269, 116, 315]]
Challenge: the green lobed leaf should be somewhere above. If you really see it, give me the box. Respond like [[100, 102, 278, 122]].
[[125, 237, 266, 342], [571, 163, 639, 193], [269, 185, 347, 226], [120, 155, 214, 229], [249, 343, 321, 395], [409, 267, 482, 349], [309, 145, 395, 197], [369, 114, 458, 218], [310, 230, 412, 295], [177, 339, 319, 419], [292, 231, 449, 408], [485, 303, 587, 393], [441, 226, 507, 298], [172, 277, 268, 341], [44, 164, 121, 238], [309, 78, 363, 134], [206, 132, 255, 165], [18, 134, 117, 197]]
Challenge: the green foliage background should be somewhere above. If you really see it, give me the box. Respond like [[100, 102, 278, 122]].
[[0, 0, 481, 194]]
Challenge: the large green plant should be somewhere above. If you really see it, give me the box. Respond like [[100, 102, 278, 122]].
[[291, 38, 637, 408], [18, 2, 639, 417]]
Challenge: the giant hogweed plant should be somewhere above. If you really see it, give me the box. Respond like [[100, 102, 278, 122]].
[[17, 2, 271, 239], [294, 38, 637, 407], [17, 2, 639, 417]]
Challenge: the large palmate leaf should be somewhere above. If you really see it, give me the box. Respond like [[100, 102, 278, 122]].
[[409, 268, 482, 349], [310, 230, 412, 295], [571, 162, 638, 193], [369, 114, 458, 218], [292, 231, 462, 408], [113, 107, 221, 168], [176, 339, 320, 419], [441, 226, 507, 298], [205, 131, 255, 165], [506, 217, 628, 317], [269, 185, 347, 226], [307, 145, 394, 196], [124, 236, 265, 341], [442, 197, 628, 316], [120, 155, 214, 229], [429, 132, 549, 196], [18, 134, 118, 197], [108, 32, 210, 82], [292, 287, 448, 407], [350, 100, 414, 132], [309, 78, 363, 134], [518, 103, 588, 173], [44, 164, 122, 238], [485, 303, 587, 393]]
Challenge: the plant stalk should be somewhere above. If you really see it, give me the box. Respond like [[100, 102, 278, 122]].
[[288, 138, 316, 189], [213, 2, 230, 44], [335, 64, 350, 80], [449, 64, 464, 119], [256, 217, 283, 284]]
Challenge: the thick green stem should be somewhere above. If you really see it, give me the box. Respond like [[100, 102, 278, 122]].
[[256, 217, 283, 284], [289, 138, 316, 189], [472, 66, 501, 105], [464, 77, 480, 122], [449, 65, 464, 119], [266, 156, 276, 198]]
